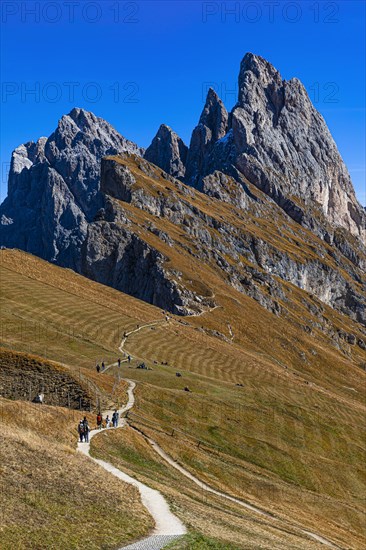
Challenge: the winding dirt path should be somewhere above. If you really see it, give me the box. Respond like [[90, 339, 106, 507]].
[[77, 378, 186, 549], [79, 321, 342, 549]]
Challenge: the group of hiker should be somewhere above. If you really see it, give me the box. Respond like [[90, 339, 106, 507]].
[[95, 355, 131, 373], [78, 409, 120, 442], [96, 362, 105, 373], [96, 409, 120, 429]]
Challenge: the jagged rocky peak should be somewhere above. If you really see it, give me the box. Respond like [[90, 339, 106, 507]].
[[144, 124, 188, 178], [231, 52, 365, 243], [185, 88, 229, 188], [9, 137, 47, 183], [46, 107, 142, 168], [0, 107, 142, 269], [134, 54, 365, 245], [199, 87, 229, 141]]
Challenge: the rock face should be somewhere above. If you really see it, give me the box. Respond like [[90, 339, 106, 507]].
[[86, 154, 366, 326], [185, 88, 229, 187], [80, 156, 217, 315], [144, 124, 188, 178], [230, 53, 366, 243], [0, 108, 141, 270]]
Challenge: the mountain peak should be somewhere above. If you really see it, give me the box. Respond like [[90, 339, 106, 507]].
[[241, 52, 277, 72], [144, 125, 188, 178], [156, 123, 177, 138], [230, 54, 365, 242], [199, 88, 228, 140]]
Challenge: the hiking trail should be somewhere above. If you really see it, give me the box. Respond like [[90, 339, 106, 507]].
[[79, 321, 341, 550], [77, 377, 186, 549]]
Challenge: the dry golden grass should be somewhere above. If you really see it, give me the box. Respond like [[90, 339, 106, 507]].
[[0, 398, 154, 549]]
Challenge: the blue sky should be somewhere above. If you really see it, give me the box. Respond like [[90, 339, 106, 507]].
[[1, 0, 365, 204]]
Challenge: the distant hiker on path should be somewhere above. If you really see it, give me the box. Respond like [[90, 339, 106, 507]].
[[83, 417, 90, 443], [105, 415, 111, 428], [78, 420, 85, 442], [96, 364, 100, 373], [128, 355, 131, 364], [118, 358, 121, 367], [97, 412, 103, 429], [101, 362, 105, 371], [112, 410, 119, 428]]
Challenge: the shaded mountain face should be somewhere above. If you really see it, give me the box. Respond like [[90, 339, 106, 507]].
[[144, 124, 188, 179], [0, 108, 142, 270], [0, 54, 365, 334], [184, 88, 229, 188]]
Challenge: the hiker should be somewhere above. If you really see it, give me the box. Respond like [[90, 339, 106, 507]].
[[33, 393, 43, 404], [128, 355, 131, 364], [118, 358, 121, 367], [112, 409, 119, 428], [101, 362, 105, 371], [78, 420, 85, 442], [96, 364, 100, 373], [96, 412, 103, 430], [83, 417, 90, 443], [105, 415, 111, 428], [123, 331, 127, 338]]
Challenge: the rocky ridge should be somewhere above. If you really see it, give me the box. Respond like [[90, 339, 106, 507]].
[[0, 108, 141, 270], [0, 54, 365, 333], [87, 154, 365, 332], [145, 53, 365, 247]]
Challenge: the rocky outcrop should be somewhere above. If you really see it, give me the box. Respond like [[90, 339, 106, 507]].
[[96, 155, 365, 324], [0, 349, 92, 410], [185, 88, 228, 187], [181, 54, 366, 245], [81, 218, 214, 316], [200, 171, 247, 209], [144, 124, 188, 178], [230, 53, 366, 244], [0, 108, 141, 269]]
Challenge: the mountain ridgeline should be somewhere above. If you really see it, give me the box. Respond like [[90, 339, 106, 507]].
[[1, 54, 365, 343]]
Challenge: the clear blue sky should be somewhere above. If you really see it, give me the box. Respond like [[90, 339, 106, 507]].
[[1, 0, 365, 204]]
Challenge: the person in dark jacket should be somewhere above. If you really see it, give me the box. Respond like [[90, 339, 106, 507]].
[[112, 410, 119, 428], [83, 417, 90, 443]]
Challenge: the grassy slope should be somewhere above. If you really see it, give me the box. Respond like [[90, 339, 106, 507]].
[[1, 246, 365, 549], [91, 426, 330, 549], [0, 397, 153, 549]]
